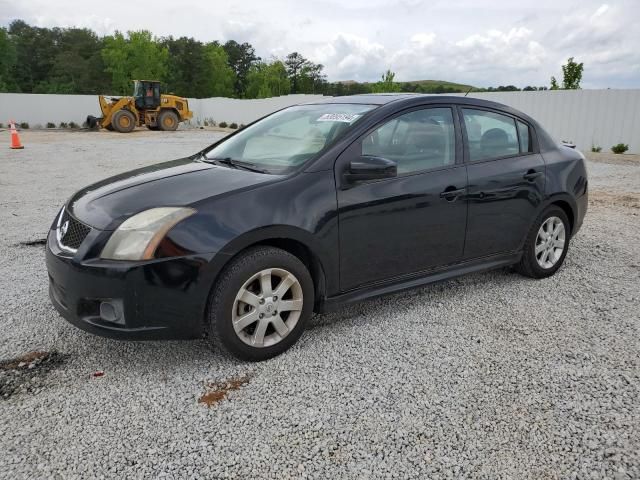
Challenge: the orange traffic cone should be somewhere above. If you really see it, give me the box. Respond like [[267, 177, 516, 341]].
[[9, 121, 24, 149]]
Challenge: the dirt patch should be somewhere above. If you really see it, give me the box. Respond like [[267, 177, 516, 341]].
[[589, 190, 640, 209], [586, 152, 640, 166], [19, 238, 47, 247], [0, 351, 65, 400], [198, 375, 251, 407]]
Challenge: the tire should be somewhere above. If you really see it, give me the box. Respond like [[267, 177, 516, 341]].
[[158, 110, 179, 131], [111, 109, 136, 133], [146, 125, 160, 131], [208, 246, 314, 361], [86, 115, 99, 129], [515, 206, 570, 279]]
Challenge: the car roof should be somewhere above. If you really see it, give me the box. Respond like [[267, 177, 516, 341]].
[[305, 93, 510, 108], [304, 93, 427, 105]]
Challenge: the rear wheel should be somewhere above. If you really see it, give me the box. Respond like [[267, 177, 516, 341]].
[[158, 110, 179, 131], [515, 206, 570, 278], [208, 246, 314, 361], [111, 109, 136, 133]]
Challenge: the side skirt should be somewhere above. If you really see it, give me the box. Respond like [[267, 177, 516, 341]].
[[318, 251, 522, 313]]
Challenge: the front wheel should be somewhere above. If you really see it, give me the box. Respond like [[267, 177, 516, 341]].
[[158, 110, 179, 131], [515, 206, 570, 278], [111, 109, 136, 133], [208, 247, 314, 361]]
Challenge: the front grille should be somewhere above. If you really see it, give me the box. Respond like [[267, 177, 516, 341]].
[[57, 208, 91, 251]]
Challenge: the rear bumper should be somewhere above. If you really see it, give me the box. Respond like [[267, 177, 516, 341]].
[[46, 229, 227, 340]]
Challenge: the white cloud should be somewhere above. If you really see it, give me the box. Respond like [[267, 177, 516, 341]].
[[410, 33, 436, 48], [454, 28, 546, 72], [314, 34, 387, 80]]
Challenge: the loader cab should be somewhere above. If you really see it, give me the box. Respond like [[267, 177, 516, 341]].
[[133, 80, 161, 110]]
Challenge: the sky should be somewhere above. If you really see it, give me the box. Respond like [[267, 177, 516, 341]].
[[1, 0, 639, 88]]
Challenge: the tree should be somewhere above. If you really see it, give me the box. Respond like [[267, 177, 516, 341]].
[[371, 69, 397, 93], [163, 36, 210, 98], [487, 85, 520, 92], [0, 28, 17, 91], [43, 28, 108, 94], [8, 20, 60, 93], [246, 60, 290, 98], [300, 62, 326, 94], [102, 30, 168, 95], [284, 52, 308, 94], [549, 57, 584, 90], [284, 52, 326, 94], [223, 40, 259, 97], [203, 43, 235, 98], [561, 57, 583, 89]]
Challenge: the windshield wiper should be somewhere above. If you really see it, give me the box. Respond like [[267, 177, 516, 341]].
[[201, 155, 270, 174]]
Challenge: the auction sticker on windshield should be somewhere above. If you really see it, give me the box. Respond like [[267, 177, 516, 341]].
[[317, 113, 361, 123]]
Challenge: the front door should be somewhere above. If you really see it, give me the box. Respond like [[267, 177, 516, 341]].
[[336, 106, 468, 291], [460, 107, 546, 258]]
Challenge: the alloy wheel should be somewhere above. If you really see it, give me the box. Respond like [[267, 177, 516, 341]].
[[232, 268, 304, 348], [535, 216, 566, 269]]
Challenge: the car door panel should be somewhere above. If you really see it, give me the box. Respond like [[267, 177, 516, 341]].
[[335, 105, 467, 292], [337, 166, 467, 290], [465, 155, 545, 259]]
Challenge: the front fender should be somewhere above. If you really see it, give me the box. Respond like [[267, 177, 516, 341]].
[[161, 169, 340, 296]]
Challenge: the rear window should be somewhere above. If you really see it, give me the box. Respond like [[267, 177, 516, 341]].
[[462, 109, 519, 161], [517, 120, 532, 153]]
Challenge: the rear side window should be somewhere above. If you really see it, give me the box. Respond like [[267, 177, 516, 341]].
[[462, 109, 519, 161], [517, 120, 532, 153], [362, 107, 455, 174]]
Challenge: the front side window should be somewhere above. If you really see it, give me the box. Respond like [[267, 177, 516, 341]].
[[205, 104, 376, 174], [462, 109, 519, 161], [362, 107, 456, 174]]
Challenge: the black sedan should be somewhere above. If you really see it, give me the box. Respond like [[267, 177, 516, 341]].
[[46, 95, 588, 361]]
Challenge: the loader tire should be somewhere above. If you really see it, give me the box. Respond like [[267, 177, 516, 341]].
[[112, 110, 136, 133], [158, 110, 179, 131]]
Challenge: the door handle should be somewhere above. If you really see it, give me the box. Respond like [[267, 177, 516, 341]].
[[523, 170, 543, 181], [439, 186, 466, 200]]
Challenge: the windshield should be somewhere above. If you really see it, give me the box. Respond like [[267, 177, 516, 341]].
[[133, 80, 143, 98], [204, 103, 376, 174]]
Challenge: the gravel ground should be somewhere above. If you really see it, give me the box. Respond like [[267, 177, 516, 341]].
[[0, 130, 639, 479]]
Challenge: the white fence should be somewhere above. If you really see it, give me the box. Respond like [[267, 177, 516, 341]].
[[0, 92, 324, 128], [1, 90, 638, 153]]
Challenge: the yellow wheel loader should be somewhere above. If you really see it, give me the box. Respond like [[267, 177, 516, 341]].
[[87, 80, 193, 133]]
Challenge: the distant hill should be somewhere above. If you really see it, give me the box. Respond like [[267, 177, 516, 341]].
[[331, 79, 475, 95], [400, 79, 474, 90]]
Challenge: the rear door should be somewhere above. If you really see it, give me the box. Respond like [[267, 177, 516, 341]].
[[335, 106, 468, 291], [460, 107, 545, 259]]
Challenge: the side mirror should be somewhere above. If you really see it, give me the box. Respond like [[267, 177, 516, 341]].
[[344, 156, 397, 183]]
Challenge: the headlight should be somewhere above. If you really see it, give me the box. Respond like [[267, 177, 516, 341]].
[[100, 207, 196, 260]]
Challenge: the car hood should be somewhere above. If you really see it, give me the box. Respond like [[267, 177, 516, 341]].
[[68, 157, 277, 230]]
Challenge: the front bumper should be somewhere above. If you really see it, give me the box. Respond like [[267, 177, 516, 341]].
[[46, 229, 226, 340]]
